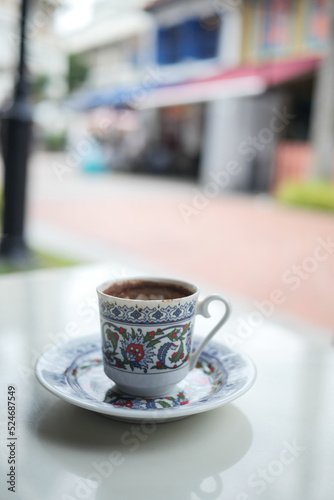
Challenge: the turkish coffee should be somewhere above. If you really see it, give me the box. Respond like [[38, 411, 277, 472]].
[[103, 280, 193, 300]]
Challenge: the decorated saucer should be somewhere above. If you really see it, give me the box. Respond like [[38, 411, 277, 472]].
[[35, 334, 256, 423]]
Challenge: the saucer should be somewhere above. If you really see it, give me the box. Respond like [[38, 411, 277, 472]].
[[35, 334, 256, 423]]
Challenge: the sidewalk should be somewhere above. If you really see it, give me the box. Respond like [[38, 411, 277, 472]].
[[26, 152, 334, 329]]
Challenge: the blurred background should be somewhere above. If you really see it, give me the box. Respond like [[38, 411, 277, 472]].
[[0, 0, 333, 328]]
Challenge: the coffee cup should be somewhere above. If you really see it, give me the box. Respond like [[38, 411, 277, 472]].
[[97, 277, 230, 397]]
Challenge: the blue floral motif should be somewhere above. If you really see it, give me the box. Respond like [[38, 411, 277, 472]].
[[36, 335, 256, 421], [130, 310, 141, 320], [102, 322, 192, 372], [104, 390, 190, 409], [174, 330, 183, 340], [157, 342, 174, 365], [99, 299, 197, 324], [42, 370, 68, 388], [120, 333, 154, 372]]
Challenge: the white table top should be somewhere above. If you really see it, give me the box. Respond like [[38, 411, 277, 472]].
[[0, 264, 333, 500]]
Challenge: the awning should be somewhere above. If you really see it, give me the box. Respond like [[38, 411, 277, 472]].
[[68, 56, 321, 111], [140, 56, 321, 109], [139, 75, 265, 109], [67, 84, 151, 111]]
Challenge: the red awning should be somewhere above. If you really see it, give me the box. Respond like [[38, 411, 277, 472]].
[[204, 56, 321, 86], [140, 57, 321, 109]]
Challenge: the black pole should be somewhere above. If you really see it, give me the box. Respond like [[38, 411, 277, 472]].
[[0, 0, 32, 262]]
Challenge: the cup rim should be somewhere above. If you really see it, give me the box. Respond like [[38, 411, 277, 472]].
[[96, 276, 199, 302]]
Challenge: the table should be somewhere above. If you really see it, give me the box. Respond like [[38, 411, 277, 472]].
[[0, 264, 333, 500]]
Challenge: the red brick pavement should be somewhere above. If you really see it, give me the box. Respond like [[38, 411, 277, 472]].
[[30, 180, 334, 329]]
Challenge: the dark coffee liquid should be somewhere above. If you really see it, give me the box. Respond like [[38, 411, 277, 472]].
[[103, 280, 193, 300]]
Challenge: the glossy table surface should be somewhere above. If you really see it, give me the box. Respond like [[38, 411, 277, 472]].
[[0, 263, 333, 500]]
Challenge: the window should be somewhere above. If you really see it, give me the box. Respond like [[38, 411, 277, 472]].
[[157, 16, 220, 65]]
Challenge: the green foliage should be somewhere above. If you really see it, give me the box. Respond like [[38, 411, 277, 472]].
[[33, 249, 79, 267], [147, 339, 160, 348], [67, 54, 89, 92], [0, 249, 80, 275], [114, 358, 126, 370], [157, 401, 171, 408], [29, 74, 49, 101], [169, 342, 184, 364], [44, 131, 67, 151], [276, 181, 334, 211], [106, 329, 118, 351], [0, 181, 80, 275]]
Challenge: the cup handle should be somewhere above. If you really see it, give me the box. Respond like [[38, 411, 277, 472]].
[[189, 294, 231, 370]]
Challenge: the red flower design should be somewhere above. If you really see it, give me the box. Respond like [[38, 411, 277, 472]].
[[181, 353, 184, 359], [114, 332, 119, 340], [183, 324, 189, 331], [172, 353, 177, 358], [210, 366, 215, 372], [119, 327, 125, 333], [157, 362, 162, 368], [116, 362, 121, 368], [148, 331, 155, 338], [126, 344, 144, 362], [125, 401, 133, 408], [185, 356, 188, 361], [181, 401, 189, 405], [172, 332, 177, 339], [173, 364, 177, 368]]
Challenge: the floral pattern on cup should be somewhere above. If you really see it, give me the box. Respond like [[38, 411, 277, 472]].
[[35, 334, 256, 422], [102, 321, 192, 373], [71, 358, 102, 378], [104, 390, 190, 409]]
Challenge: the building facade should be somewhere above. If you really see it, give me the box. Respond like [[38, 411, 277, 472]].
[[65, 0, 331, 187], [241, 0, 329, 64], [65, 0, 153, 90], [144, 0, 330, 189]]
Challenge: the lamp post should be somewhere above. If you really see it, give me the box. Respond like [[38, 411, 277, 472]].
[[0, 0, 32, 262]]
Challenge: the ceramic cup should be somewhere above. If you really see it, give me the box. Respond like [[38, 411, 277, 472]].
[[97, 277, 231, 397]]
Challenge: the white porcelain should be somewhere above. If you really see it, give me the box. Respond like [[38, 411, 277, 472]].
[[35, 334, 256, 423], [3, 265, 334, 500], [96, 277, 231, 397]]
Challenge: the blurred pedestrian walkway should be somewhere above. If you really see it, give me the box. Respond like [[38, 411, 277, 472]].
[[26, 152, 334, 329]]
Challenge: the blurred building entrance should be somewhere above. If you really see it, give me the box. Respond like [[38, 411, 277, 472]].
[[136, 104, 204, 178]]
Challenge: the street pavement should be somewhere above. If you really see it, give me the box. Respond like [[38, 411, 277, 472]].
[[20, 152, 334, 329]]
